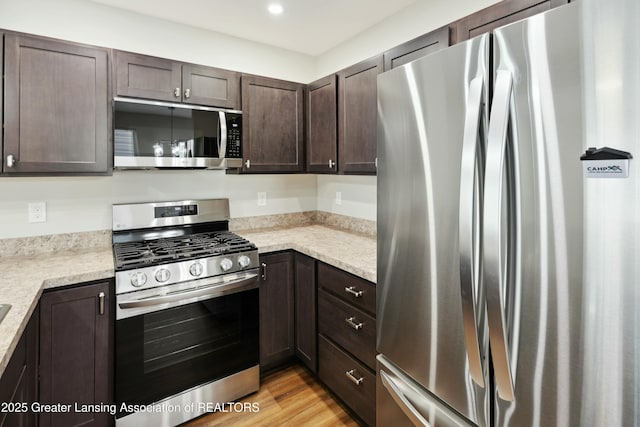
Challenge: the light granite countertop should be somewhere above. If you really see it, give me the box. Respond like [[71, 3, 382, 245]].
[[237, 225, 377, 283], [0, 225, 376, 378]]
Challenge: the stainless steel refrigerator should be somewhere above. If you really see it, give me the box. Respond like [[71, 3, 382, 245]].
[[377, 2, 639, 426]]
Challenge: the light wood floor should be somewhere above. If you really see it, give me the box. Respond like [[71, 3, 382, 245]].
[[183, 364, 360, 427]]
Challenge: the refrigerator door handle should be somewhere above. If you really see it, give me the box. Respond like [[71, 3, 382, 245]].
[[380, 370, 432, 427], [458, 76, 486, 388], [484, 70, 518, 401]]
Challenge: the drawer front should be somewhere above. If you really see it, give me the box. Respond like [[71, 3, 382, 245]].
[[319, 290, 376, 370], [318, 262, 376, 315], [318, 335, 375, 427]]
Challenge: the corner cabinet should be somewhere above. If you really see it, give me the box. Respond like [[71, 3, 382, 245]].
[[451, 0, 571, 44], [259, 252, 295, 372], [294, 253, 317, 373], [39, 281, 113, 427], [241, 76, 305, 173], [337, 55, 383, 175], [306, 75, 338, 173], [114, 51, 240, 109], [3, 33, 111, 175]]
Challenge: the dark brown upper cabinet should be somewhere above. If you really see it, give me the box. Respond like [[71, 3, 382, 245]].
[[3, 33, 111, 175], [115, 50, 240, 109], [337, 55, 383, 175], [306, 75, 338, 173], [451, 0, 570, 44], [0, 32, 3, 173], [241, 75, 305, 173], [383, 25, 450, 71]]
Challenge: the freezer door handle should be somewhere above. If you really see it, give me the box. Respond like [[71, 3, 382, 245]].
[[380, 370, 432, 427], [484, 70, 519, 401], [458, 75, 486, 388]]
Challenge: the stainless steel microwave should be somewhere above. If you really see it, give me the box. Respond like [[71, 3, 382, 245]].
[[113, 97, 242, 169]]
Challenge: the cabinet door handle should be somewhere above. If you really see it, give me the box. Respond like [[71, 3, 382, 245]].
[[98, 292, 105, 316], [328, 159, 335, 168], [345, 286, 363, 298], [6, 154, 16, 168], [345, 369, 364, 385], [174, 87, 181, 98], [345, 316, 363, 331], [261, 262, 267, 281], [184, 88, 191, 99]]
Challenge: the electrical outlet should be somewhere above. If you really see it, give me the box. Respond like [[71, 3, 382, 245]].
[[28, 202, 47, 223], [335, 191, 342, 206], [257, 192, 267, 207]]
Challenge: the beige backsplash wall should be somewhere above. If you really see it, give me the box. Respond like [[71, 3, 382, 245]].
[[0, 172, 377, 240]]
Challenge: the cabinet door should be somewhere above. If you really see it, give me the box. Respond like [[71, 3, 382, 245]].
[[294, 253, 317, 372], [383, 26, 449, 71], [259, 252, 295, 372], [337, 56, 383, 174], [452, 0, 570, 44], [182, 64, 240, 109], [115, 50, 181, 102], [3, 34, 110, 174], [241, 76, 305, 173], [0, 309, 38, 427], [306, 75, 337, 173], [39, 281, 113, 427]]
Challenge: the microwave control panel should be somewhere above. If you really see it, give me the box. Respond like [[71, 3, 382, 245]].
[[226, 115, 242, 159]]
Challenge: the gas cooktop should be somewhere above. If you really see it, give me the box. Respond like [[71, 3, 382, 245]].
[[113, 230, 256, 271]]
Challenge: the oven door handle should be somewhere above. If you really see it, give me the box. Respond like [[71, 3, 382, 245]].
[[118, 272, 259, 310]]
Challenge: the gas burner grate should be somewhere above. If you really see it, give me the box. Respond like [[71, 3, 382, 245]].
[[113, 231, 256, 270]]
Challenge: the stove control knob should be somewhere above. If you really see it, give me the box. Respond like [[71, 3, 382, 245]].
[[131, 272, 147, 288], [238, 255, 251, 269], [189, 262, 204, 277], [155, 268, 171, 283], [220, 258, 233, 272]]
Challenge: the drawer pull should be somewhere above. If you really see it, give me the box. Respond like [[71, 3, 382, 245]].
[[345, 316, 363, 330], [345, 369, 364, 385], [345, 286, 363, 298]]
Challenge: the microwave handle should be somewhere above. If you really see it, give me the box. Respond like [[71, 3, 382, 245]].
[[219, 111, 228, 158]]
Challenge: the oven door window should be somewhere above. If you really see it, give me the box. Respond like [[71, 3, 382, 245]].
[[115, 288, 258, 410]]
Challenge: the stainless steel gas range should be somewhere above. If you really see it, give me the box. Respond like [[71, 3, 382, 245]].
[[112, 199, 260, 426]]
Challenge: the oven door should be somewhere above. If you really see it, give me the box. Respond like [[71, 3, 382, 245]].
[[115, 271, 259, 417]]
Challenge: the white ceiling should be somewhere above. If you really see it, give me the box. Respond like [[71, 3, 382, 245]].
[[88, 0, 418, 56]]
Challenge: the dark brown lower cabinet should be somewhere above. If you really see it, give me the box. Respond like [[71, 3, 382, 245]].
[[317, 262, 377, 426], [39, 281, 113, 427], [259, 252, 295, 372], [0, 309, 38, 427], [294, 253, 317, 373], [318, 335, 376, 427]]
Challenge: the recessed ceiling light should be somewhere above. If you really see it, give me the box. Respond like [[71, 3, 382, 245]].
[[268, 4, 283, 15]]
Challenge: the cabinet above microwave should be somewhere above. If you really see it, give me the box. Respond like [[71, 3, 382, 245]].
[[113, 98, 242, 170], [114, 51, 240, 109]]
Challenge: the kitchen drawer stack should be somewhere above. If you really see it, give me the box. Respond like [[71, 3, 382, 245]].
[[317, 263, 376, 426]]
